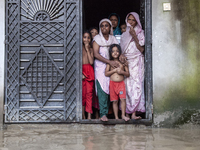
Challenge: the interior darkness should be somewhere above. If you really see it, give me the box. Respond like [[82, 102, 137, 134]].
[[83, 0, 141, 30], [83, 0, 146, 119]]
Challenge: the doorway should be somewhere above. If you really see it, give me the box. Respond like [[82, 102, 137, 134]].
[[4, 0, 151, 124], [82, 0, 152, 124]]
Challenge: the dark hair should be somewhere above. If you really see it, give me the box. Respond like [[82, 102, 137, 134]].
[[83, 30, 92, 46], [109, 14, 118, 20], [89, 27, 98, 33], [109, 44, 122, 60], [120, 22, 126, 27]]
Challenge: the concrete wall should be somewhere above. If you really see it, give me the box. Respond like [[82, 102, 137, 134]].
[[153, 0, 200, 127], [0, 0, 5, 127]]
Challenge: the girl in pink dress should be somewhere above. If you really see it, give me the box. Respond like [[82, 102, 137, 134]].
[[120, 12, 145, 120]]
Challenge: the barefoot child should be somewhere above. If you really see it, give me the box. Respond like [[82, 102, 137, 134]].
[[105, 44, 130, 121], [82, 31, 94, 119]]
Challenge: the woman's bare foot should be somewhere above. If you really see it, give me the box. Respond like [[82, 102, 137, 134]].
[[100, 115, 108, 122], [122, 115, 130, 121], [126, 114, 130, 119], [131, 114, 141, 120]]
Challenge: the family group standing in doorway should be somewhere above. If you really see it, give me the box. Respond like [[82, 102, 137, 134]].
[[82, 12, 145, 121]]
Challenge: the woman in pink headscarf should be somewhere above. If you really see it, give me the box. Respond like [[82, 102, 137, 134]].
[[93, 19, 119, 121], [120, 12, 145, 119]]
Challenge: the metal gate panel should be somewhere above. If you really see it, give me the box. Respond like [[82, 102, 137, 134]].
[[5, 0, 81, 123]]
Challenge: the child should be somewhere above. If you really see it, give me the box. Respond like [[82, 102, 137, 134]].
[[105, 44, 130, 121], [89, 27, 98, 40], [82, 30, 94, 119], [120, 23, 127, 33]]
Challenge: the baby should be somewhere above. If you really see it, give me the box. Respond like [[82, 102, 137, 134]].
[[120, 23, 127, 33]]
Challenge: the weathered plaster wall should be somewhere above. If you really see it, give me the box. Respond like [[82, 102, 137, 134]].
[[153, 0, 200, 127], [0, 0, 5, 127]]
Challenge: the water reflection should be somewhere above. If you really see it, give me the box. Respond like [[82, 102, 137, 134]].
[[0, 124, 200, 150]]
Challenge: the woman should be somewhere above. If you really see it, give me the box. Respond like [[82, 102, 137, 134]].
[[108, 13, 122, 36], [120, 12, 145, 119], [93, 19, 119, 121]]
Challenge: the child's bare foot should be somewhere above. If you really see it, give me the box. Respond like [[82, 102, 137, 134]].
[[122, 115, 130, 121], [83, 115, 86, 119], [131, 114, 141, 120], [87, 113, 91, 120], [100, 115, 108, 122]]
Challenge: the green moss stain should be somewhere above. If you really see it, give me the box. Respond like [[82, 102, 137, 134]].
[[154, 0, 200, 126]]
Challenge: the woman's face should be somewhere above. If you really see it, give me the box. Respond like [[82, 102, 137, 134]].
[[83, 33, 91, 44], [127, 14, 137, 28], [90, 29, 98, 39], [100, 21, 111, 35], [109, 15, 118, 28]]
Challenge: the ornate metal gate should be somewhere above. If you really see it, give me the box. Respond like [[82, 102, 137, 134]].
[[5, 0, 82, 122]]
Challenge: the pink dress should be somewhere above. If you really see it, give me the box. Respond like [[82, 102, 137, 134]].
[[124, 40, 145, 114], [120, 12, 146, 114]]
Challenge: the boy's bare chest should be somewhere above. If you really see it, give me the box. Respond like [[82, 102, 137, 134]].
[[82, 49, 88, 58]]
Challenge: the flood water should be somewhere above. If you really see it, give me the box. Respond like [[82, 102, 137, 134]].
[[0, 124, 200, 150]]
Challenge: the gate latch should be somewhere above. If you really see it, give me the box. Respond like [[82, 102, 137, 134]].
[[4, 40, 9, 45]]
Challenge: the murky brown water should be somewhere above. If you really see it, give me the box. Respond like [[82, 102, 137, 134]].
[[0, 124, 200, 150]]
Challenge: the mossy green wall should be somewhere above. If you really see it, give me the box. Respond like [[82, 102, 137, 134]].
[[153, 0, 200, 127]]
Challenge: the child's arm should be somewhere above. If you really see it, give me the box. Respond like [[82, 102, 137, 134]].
[[116, 65, 130, 77], [82, 74, 86, 80], [85, 43, 94, 65], [105, 64, 117, 77]]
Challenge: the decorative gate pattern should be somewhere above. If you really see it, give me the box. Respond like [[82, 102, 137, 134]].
[[5, 0, 81, 122]]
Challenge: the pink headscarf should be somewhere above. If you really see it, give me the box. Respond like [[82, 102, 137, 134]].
[[120, 12, 144, 52], [93, 18, 118, 47]]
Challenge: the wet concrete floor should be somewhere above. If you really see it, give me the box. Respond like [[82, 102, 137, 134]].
[[0, 124, 200, 150]]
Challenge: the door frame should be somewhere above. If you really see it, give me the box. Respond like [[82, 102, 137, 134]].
[[80, 0, 153, 125]]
